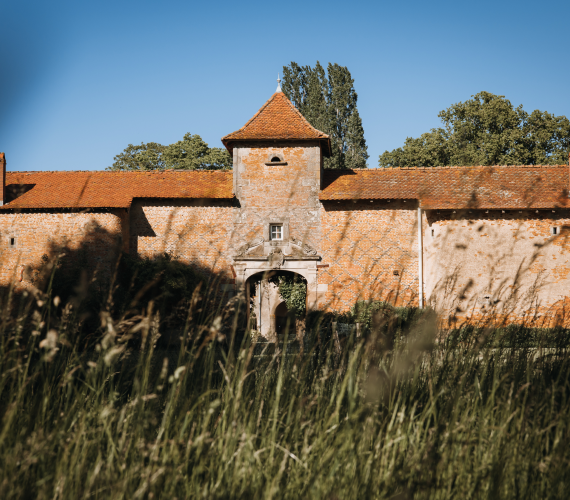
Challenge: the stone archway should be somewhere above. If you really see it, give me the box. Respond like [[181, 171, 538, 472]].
[[245, 269, 307, 341]]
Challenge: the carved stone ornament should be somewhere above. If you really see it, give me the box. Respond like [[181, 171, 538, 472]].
[[290, 237, 318, 256], [268, 248, 284, 269], [235, 237, 264, 257]]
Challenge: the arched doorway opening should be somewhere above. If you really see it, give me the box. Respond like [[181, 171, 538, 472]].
[[275, 301, 296, 337], [246, 270, 307, 341]]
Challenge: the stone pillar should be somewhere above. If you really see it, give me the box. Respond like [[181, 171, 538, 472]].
[[305, 267, 319, 311]]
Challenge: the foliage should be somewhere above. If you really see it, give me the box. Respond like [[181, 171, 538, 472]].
[[271, 273, 307, 318], [446, 323, 570, 349], [115, 253, 205, 316], [379, 91, 570, 167], [28, 250, 207, 338], [2, 282, 570, 498], [349, 300, 421, 332], [108, 133, 232, 171], [282, 61, 369, 169]]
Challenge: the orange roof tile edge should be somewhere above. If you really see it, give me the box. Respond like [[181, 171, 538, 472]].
[[320, 165, 570, 209], [1, 170, 234, 210]]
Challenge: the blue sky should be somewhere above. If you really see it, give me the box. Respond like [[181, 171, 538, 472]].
[[1, 0, 569, 171]]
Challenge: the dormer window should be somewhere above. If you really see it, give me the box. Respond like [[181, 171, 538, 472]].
[[270, 225, 283, 240], [265, 153, 286, 165]]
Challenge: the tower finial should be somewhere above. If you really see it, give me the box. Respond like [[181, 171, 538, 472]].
[[276, 73, 282, 93]]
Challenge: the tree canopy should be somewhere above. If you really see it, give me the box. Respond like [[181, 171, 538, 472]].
[[379, 91, 570, 167], [282, 62, 368, 169], [108, 133, 232, 171]]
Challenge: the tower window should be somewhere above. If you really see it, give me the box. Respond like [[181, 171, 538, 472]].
[[551, 226, 559, 235], [265, 153, 286, 165], [9, 237, 16, 247], [270, 225, 283, 240]]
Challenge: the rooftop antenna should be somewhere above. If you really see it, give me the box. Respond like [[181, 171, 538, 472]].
[[276, 74, 282, 93]]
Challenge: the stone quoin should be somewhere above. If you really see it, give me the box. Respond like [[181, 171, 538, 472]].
[[2, 85, 570, 335]]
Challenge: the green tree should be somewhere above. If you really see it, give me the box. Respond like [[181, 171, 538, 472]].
[[108, 133, 232, 171], [379, 91, 570, 167], [282, 61, 369, 169]]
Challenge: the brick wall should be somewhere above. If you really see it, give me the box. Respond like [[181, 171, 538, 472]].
[[0, 210, 124, 289], [232, 141, 322, 250], [424, 209, 570, 324], [130, 199, 234, 280], [318, 200, 419, 312]]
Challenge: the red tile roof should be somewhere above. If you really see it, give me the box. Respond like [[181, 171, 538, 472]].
[[1, 170, 233, 209], [4, 165, 568, 211], [222, 92, 331, 155], [320, 165, 570, 209]]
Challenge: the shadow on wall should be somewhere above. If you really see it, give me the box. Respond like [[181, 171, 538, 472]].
[[0, 220, 236, 347]]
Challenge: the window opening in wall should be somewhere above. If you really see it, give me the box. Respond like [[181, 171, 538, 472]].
[[271, 157, 281, 162], [431, 229, 435, 238], [270, 225, 283, 240], [10, 237, 16, 247], [552, 227, 558, 235]]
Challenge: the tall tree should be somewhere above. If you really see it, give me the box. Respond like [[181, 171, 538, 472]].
[[108, 133, 232, 171], [379, 92, 570, 167], [282, 62, 369, 169]]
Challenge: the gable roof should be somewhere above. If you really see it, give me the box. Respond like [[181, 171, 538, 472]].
[[320, 165, 570, 209], [222, 92, 331, 156], [1, 170, 233, 210], [3, 165, 567, 211]]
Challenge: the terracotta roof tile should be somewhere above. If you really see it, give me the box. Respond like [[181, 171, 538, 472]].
[[222, 92, 331, 155], [1, 170, 233, 210], [320, 165, 570, 209]]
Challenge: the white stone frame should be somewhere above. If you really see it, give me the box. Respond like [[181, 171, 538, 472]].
[[263, 217, 289, 242], [233, 258, 320, 311]]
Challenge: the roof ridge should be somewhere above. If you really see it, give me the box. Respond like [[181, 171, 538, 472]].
[[354, 165, 569, 171], [7, 169, 233, 175]]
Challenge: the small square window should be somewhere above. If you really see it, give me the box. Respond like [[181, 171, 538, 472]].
[[270, 225, 283, 240]]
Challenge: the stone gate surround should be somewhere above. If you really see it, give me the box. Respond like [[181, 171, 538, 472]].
[[233, 247, 323, 339]]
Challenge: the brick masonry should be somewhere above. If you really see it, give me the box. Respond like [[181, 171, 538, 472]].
[[231, 141, 322, 251], [3, 162, 570, 324], [424, 210, 570, 324], [0, 210, 125, 288], [130, 199, 234, 280], [319, 200, 418, 311]]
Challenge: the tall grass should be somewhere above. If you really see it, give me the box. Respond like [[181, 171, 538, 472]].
[[1, 285, 569, 499]]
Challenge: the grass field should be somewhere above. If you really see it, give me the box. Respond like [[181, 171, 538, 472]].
[[1, 286, 569, 499]]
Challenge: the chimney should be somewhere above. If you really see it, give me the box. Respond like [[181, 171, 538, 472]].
[[0, 153, 5, 206]]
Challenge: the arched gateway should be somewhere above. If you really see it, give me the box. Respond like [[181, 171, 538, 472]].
[[245, 270, 307, 340]]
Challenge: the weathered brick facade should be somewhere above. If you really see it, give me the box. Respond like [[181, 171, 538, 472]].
[[130, 199, 234, 279], [0, 210, 125, 286], [2, 88, 570, 329], [319, 200, 418, 311], [424, 210, 570, 324]]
